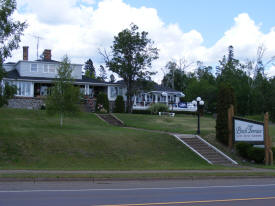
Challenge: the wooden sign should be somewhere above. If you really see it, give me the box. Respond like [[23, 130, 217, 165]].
[[233, 117, 264, 144]]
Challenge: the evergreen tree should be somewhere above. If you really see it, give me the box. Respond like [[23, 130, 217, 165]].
[[216, 83, 235, 145], [95, 92, 109, 113], [84, 59, 96, 79], [114, 95, 125, 113]]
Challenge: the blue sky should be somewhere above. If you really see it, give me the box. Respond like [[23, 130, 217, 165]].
[[10, 0, 275, 80], [123, 0, 275, 46]]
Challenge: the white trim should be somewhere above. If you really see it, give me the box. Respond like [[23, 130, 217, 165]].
[[43, 64, 49, 73], [30, 63, 38, 72], [173, 134, 213, 165], [195, 135, 238, 165]]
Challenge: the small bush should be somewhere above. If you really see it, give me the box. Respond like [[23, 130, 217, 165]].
[[149, 103, 169, 114], [114, 95, 125, 113], [132, 109, 151, 114], [236, 142, 266, 164], [235, 142, 253, 159], [247, 147, 265, 163], [96, 93, 109, 113]]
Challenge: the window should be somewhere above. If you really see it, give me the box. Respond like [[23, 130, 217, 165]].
[[13, 81, 32, 97], [110, 86, 118, 98], [44, 64, 49, 73], [118, 87, 123, 96], [49, 65, 55, 73], [31, 64, 38, 72]]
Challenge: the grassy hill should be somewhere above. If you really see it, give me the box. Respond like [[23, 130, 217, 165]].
[[115, 113, 216, 135], [116, 113, 275, 145], [0, 108, 218, 170]]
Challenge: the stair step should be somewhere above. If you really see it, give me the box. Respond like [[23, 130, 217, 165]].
[[98, 114, 124, 127], [180, 136, 235, 165]]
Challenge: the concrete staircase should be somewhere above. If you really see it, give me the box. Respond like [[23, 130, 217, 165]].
[[174, 134, 237, 166], [97, 114, 124, 127]]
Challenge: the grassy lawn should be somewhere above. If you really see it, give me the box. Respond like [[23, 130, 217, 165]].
[[0, 108, 221, 170], [115, 113, 215, 135], [117, 113, 275, 145]]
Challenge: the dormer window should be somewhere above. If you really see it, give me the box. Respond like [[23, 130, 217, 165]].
[[49, 65, 56, 73], [30, 64, 38, 72], [43, 64, 49, 73]]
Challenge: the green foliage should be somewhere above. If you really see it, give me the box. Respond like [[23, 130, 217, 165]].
[[235, 142, 252, 159], [46, 55, 81, 127], [0, 0, 27, 64], [247, 147, 265, 163], [0, 82, 17, 107], [132, 109, 151, 114], [96, 92, 109, 113], [0, 0, 26, 107], [149, 103, 169, 114], [236, 142, 265, 164], [160, 45, 275, 119], [84, 59, 96, 79], [104, 23, 158, 112], [114, 95, 125, 113], [216, 83, 235, 145], [85, 69, 95, 79], [0, 108, 212, 170]]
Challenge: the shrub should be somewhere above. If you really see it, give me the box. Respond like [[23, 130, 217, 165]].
[[247, 147, 265, 163], [132, 109, 151, 114], [96, 92, 109, 113], [149, 103, 169, 114], [216, 83, 235, 145], [236, 142, 252, 159], [114, 95, 125, 113], [236, 142, 265, 164]]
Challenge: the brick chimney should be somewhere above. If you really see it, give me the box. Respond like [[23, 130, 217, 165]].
[[23, 46, 29, 61], [43, 49, 51, 61]]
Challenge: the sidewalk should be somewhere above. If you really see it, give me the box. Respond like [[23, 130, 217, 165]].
[[0, 167, 274, 174]]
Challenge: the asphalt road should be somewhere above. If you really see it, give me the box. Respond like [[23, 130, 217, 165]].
[[1, 178, 275, 206]]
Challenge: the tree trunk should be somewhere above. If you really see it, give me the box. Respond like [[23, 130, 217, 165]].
[[126, 81, 133, 113], [60, 113, 63, 127]]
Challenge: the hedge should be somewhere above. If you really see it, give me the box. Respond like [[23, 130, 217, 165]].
[[95, 92, 109, 113], [236, 142, 275, 164], [114, 95, 125, 113]]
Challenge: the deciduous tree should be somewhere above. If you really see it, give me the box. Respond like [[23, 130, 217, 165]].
[[101, 24, 158, 112], [0, 0, 27, 107], [46, 56, 80, 127]]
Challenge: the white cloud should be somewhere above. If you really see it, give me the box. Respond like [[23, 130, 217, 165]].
[[267, 65, 275, 77], [7, 0, 275, 82]]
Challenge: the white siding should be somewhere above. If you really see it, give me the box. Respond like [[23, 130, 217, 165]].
[[16, 61, 82, 79], [3, 64, 15, 72]]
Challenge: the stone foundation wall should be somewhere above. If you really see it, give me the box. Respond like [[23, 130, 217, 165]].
[[8, 97, 45, 110]]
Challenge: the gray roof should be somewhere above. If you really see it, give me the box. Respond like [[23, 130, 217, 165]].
[[115, 80, 182, 93]]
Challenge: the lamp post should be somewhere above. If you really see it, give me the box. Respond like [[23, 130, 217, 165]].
[[192, 97, 204, 135]]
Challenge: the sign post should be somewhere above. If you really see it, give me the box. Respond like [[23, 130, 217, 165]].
[[264, 112, 273, 165], [228, 105, 234, 150], [229, 108, 273, 165]]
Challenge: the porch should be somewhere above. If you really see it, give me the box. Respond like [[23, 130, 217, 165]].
[[132, 91, 197, 112]]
